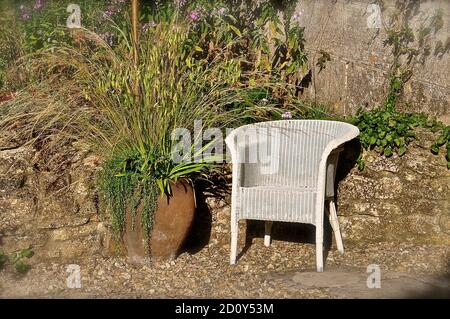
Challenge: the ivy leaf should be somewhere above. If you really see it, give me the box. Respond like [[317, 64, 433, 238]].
[[384, 147, 393, 157], [20, 248, 34, 259], [357, 159, 365, 171], [388, 119, 397, 127], [436, 134, 447, 146], [398, 146, 406, 156], [15, 261, 30, 275], [431, 143, 439, 155]]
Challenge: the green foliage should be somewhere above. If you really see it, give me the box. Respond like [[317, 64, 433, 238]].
[[0, 3, 21, 91], [1, 10, 279, 245], [384, 72, 411, 112], [90, 15, 242, 241], [99, 148, 159, 240], [16, 0, 123, 53], [0, 0, 126, 91], [354, 106, 449, 170], [10, 247, 34, 263], [354, 3, 449, 170], [159, 0, 311, 105], [353, 108, 427, 159], [430, 125, 450, 169], [99, 143, 218, 241], [14, 261, 31, 274], [0, 247, 34, 275]]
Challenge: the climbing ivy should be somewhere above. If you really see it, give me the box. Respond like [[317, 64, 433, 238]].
[[353, 97, 448, 170], [354, 109, 424, 156], [353, 4, 449, 170]]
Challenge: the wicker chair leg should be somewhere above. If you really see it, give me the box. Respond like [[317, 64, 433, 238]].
[[230, 219, 238, 265], [264, 221, 273, 247], [329, 200, 344, 254], [316, 227, 324, 272]]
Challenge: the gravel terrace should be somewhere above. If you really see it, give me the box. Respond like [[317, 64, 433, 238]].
[[1, 238, 449, 298]]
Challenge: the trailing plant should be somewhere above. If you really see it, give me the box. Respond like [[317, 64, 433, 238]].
[[98, 148, 160, 241]]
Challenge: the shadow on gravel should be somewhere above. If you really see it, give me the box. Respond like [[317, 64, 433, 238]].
[[182, 170, 230, 255], [182, 188, 213, 255], [403, 260, 450, 299]]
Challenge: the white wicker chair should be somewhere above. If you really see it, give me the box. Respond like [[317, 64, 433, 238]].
[[225, 120, 360, 272]]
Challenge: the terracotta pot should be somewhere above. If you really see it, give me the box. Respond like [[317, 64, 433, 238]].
[[123, 180, 195, 261]]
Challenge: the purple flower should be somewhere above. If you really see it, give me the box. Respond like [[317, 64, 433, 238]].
[[282, 112, 292, 119], [189, 10, 200, 21], [19, 4, 31, 20], [217, 7, 227, 14], [20, 12, 31, 20], [104, 8, 115, 18], [292, 11, 302, 24], [103, 2, 125, 19]]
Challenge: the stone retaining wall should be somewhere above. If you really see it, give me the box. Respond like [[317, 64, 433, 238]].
[[1, 129, 448, 262]]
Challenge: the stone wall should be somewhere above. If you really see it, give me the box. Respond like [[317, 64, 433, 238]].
[[293, 0, 450, 120], [337, 129, 450, 245], [0, 144, 114, 263], [1, 130, 448, 263]]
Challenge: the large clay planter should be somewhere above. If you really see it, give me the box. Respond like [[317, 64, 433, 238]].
[[123, 180, 195, 261]]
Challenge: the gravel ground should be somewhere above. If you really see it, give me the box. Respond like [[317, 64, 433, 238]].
[[1, 238, 449, 298]]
